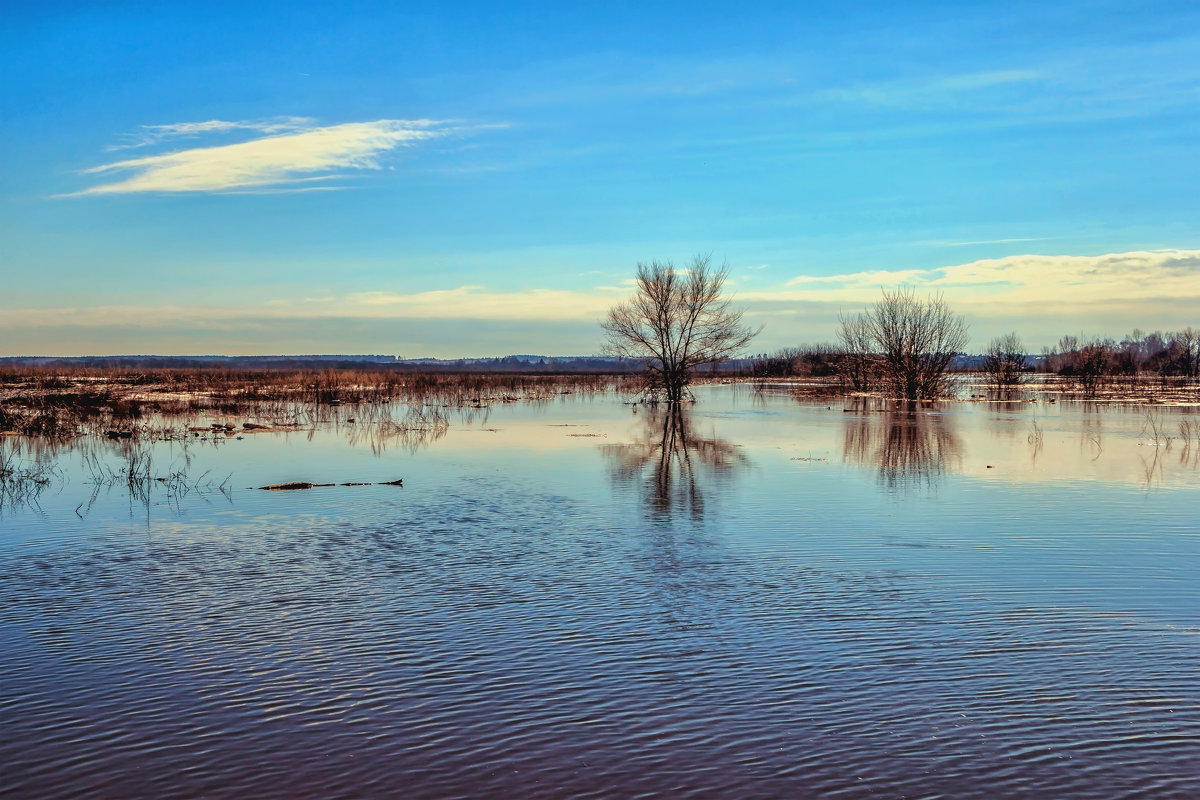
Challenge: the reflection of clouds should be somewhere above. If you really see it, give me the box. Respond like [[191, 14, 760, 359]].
[[842, 403, 962, 493], [604, 407, 749, 520]]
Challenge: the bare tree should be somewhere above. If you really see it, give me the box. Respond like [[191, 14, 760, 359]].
[[1169, 327, 1199, 378], [1075, 340, 1113, 397], [836, 313, 880, 392], [841, 288, 969, 401], [1043, 335, 1113, 396], [601, 256, 759, 403], [981, 332, 1026, 392]]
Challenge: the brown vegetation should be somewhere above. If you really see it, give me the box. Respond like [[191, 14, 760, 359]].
[[0, 365, 634, 441], [752, 306, 1198, 405], [1042, 329, 1200, 398]]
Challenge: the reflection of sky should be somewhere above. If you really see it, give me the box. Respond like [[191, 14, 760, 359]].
[[4, 387, 1200, 538], [744, 387, 1200, 491], [5, 387, 1200, 800]]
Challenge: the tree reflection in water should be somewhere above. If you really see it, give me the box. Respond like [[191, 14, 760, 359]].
[[604, 406, 749, 520], [0, 438, 60, 516], [842, 401, 962, 492], [345, 404, 451, 455]]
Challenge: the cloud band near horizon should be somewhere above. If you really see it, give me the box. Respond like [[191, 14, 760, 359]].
[[3, 249, 1198, 356]]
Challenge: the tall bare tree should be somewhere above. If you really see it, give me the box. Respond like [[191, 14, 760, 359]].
[[841, 287, 969, 401], [1075, 340, 1113, 397], [836, 313, 880, 392], [981, 332, 1027, 392], [1169, 327, 1199, 378], [602, 256, 759, 403]]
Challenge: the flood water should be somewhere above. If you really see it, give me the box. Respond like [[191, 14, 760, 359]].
[[2, 386, 1199, 798]]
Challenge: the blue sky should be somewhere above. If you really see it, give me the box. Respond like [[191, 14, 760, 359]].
[[2, 0, 1199, 356]]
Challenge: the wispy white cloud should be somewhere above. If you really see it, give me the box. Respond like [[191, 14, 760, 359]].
[[106, 117, 316, 150], [773, 250, 1200, 313], [934, 250, 1200, 304], [784, 268, 930, 288], [0, 285, 624, 329], [908, 237, 1052, 248], [819, 69, 1042, 108], [68, 118, 454, 196], [342, 286, 623, 320]]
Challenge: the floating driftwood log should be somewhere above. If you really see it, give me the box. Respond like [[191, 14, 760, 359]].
[[258, 478, 403, 491]]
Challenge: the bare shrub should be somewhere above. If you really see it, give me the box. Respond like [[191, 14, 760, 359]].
[[981, 332, 1026, 392], [840, 288, 968, 401], [1075, 341, 1113, 398]]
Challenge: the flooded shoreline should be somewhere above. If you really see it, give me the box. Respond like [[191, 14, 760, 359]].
[[2, 386, 1199, 798], [5, 382, 1198, 514]]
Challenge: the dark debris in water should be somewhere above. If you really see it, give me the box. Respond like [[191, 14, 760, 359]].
[[258, 479, 403, 491]]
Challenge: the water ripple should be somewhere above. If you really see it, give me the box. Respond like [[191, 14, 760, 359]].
[[3, 454, 1200, 798]]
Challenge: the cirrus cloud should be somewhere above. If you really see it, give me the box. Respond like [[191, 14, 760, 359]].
[[66, 118, 455, 196], [105, 117, 317, 150]]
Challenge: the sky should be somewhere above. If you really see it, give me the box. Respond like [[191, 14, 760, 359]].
[[2, 0, 1199, 357]]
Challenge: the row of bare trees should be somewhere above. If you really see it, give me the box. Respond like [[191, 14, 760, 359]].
[[760, 323, 1200, 400], [749, 290, 973, 401], [601, 255, 1197, 404], [746, 290, 976, 400], [1040, 329, 1200, 396], [601, 259, 973, 403]]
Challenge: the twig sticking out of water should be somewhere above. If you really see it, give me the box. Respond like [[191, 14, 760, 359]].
[[1141, 409, 1171, 449], [79, 442, 232, 514], [1027, 418, 1043, 447], [0, 440, 60, 514]]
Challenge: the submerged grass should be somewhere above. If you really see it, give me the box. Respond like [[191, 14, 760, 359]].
[[0, 440, 56, 512], [0, 366, 639, 441], [3, 362, 1193, 445]]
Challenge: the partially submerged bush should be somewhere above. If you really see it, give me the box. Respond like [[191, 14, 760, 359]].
[[839, 288, 969, 401], [981, 333, 1026, 392]]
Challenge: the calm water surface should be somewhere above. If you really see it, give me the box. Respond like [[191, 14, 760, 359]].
[[2, 387, 1199, 798]]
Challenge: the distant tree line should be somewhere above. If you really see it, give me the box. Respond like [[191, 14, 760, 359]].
[[0, 354, 637, 375], [747, 344, 842, 379], [1039, 328, 1199, 396], [748, 289, 1200, 400], [594, 259, 1200, 404]]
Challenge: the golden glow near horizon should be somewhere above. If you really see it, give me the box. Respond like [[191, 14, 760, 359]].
[[6, 3, 1199, 358], [3, 249, 1197, 357]]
